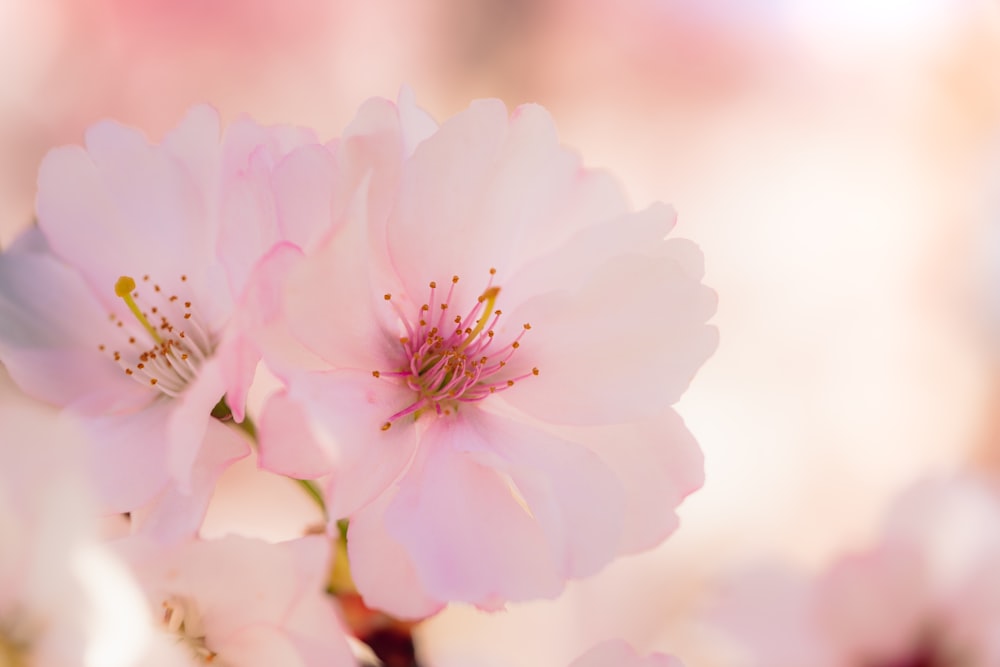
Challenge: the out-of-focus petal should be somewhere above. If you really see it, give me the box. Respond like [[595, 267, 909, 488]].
[[815, 544, 927, 665], [81, 401, 175, 515], [707, 564, 837, 667], [119, 534, 353, 666], [569, 639, 686, 667], [161, 104, 222, 194]]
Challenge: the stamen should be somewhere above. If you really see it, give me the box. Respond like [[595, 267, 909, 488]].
[[372, 269, 538, 430], [104, 274, 216, 398]]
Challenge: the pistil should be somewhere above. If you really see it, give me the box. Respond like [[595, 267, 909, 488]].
[[114, 275, 162, 344]]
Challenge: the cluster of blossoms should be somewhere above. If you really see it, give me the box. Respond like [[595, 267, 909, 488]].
[[0, 92, 716, 664]]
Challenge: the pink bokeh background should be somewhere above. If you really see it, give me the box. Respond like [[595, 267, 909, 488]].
[[4, 1, 1000, 665]]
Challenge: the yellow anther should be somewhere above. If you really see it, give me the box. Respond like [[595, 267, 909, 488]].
[[114, 275, 163, 344]]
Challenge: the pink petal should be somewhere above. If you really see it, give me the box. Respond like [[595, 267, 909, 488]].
[[222, 116, 318, 179], [881, 475, 1000, 585], [708, 564, 837, 667], [499, 202, 676, 309], [461, 408, 626, 579], [160, 105, 222, 192], [281, 547, 360, 665], [385, 98, 515, 306], [218, 145, 282, 298], [258, 390, 336, 481], [559, 407, 704, 555], [347, 490, 446, 620], [380, 414, 598, 608], [37, 122, 214, 304], [215, 118, 321, 298], [81, 402, 175, 514], [272, 144, 338, 251], [267, 369, 419, 518], [395, 86, 439, 156], [386, 101, 621, 307], [132, 418, 250, 542], [232, 241, 329, 384], [334, 97, 410, 272], [214, 625, 305, 667], [815, 544, 927, 664], [0, 250, 151, 413], [213, 330, 260, 424], [6, 225, 51, 253], [282, 188, 400, 372], [121, 535, 327, 638], [569, 640, 685, 667], [502, 252, 718, 425], [166, 357, 229, 492]]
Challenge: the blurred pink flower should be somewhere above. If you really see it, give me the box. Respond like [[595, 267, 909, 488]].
[[115, 534, 357, 666], [256, 93, 717, 616], [709, 475, 1000, 667], [0, 365, 183, 666], [569, 639, 685, 667], [0, 106, 328, 539]]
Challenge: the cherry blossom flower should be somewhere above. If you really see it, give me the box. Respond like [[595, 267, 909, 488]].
[[708, 474, 1000, 667], [569, 639, 685, 667], [0, 364, 184, 666], [114, 534, 358, 667], [0, 106, 333, 539], [255, 93, 717, 616]]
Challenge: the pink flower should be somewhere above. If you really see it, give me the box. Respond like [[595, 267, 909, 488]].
[[569, 639, 685, 667], [708, 475, 1000, 667], [0, 106, 330, 539], [0, 365, 183, 666], [114, 534, 358, 667], [255, 93, 717, 616]]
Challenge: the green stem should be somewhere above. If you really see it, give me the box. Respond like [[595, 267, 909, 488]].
[[296, 478, 327, 518]]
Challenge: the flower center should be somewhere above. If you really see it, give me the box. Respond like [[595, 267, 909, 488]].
[[101, 274, 214, 398], [161, 596, 218, 663], [373, 270, 538, 430]]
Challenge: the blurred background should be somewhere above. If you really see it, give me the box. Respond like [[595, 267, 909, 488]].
[[4, 1, 1000, 665]]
